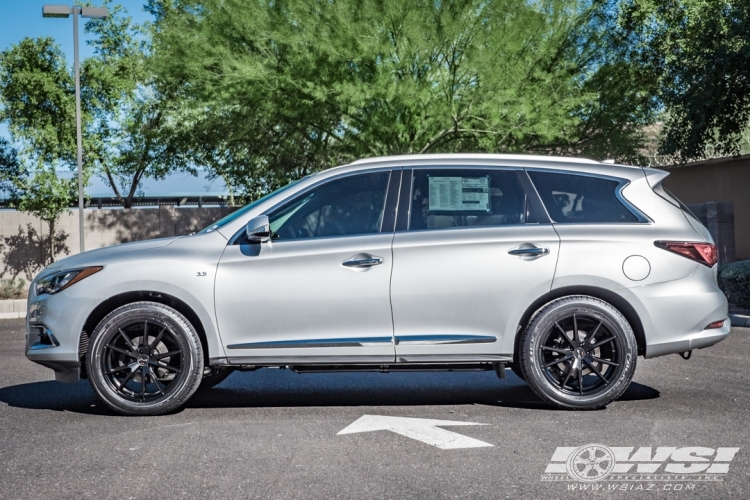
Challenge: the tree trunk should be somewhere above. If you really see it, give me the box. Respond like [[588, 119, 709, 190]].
[[124, 167, 146, 209], [47, 219, 55, 264]]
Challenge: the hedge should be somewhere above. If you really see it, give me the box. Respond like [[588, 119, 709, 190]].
[[719, 260, 750, 310]]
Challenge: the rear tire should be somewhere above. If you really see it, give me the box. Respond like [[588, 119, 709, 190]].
[[87, 302, 204, 416], [520, 295, 637, 410]]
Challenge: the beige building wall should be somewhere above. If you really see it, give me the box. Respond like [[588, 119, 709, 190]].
[[0, 206, 234, 281], [662, 154, 750, 260]]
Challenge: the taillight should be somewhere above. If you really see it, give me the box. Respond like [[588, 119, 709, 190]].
[[654, 241, 718, 267], [705, 320, 726, 329]]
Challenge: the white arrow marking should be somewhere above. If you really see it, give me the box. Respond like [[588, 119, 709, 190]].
[[337, 415, 493, 449]]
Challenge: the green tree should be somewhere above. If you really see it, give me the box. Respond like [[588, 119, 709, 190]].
[[13, 168, 74, 264], [148, 0, 657, 200], [619, 0, 750, 162], [83, 0, 189, 207], [0, 1, 188, 210], [0, 137, 21, 195]]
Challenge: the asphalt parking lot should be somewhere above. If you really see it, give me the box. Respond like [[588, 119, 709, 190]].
[[1, 318, 749, 499]]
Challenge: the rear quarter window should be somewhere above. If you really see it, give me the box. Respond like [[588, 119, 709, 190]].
[[528, 171, 639, 223]]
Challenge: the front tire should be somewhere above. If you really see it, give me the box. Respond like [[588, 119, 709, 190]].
[[520, 296, 637, 410], [87, 302, 204, 416]]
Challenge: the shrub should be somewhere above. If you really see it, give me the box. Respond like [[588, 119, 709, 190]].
[[719, 260, 750, 309], [0, 277, 27, 300]]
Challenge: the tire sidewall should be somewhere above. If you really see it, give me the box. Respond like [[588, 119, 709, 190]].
[[522, 297, 637, 409], [87, 302, 203, 416]]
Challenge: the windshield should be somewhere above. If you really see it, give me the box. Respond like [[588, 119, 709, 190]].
[[198, 180, 302, 234]]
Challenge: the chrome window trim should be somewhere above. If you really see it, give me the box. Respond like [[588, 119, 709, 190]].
[[524, 167, 652, 224]]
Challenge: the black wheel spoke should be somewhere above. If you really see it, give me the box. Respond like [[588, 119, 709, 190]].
[[140, 367, 147, 401], [154, 350, 181, 360], [118, 328, 138, 352], [116, 368, 138, 394], [148, 327, 167, 352], [541, 346, 569, 355], [572, 314, 579, 343], [543, 354, 572, 368], [105, 364, 132, 375], [591, 355, 619, 367], [554, 322, 574, 347], [588, 321, 603, 345], [561, 362, 574, 389], [106, 344, 138, 359], [148, 367, 166, 395], [142, 321, 149, 352], [588, 335, 616, 352], [577, 363, 584, 394], [584, 359, 609, 385], [153, 362, 181, 373]]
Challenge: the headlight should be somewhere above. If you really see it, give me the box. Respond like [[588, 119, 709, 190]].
[[35, 267, 103, 295]]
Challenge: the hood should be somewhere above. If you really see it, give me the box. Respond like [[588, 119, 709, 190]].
[[42, 236, 179, 274]]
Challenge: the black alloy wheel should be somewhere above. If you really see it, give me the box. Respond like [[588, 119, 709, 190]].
[[101, 319, 185, 402], [521, 295, 637, 410], [537, 313, 623, 395], [88, 302, 203, 415]]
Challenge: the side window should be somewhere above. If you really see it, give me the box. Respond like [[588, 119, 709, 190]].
[[528, 171, 638, 223], [269, 172, 390, 239], [409, 168, 529, 230]]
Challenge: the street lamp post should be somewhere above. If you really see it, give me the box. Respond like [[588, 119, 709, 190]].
[[42, 5, 108, 254]]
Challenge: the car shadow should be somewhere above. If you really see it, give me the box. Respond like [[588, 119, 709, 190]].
[[0, 370, 660, 415]]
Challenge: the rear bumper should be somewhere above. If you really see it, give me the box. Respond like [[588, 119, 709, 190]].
[[628, 265, 730, 358]]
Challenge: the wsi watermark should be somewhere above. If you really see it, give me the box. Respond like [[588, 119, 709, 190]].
[[541, 444, 739, 491]]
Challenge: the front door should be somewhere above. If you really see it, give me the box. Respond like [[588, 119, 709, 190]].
[[390, 167, 560, 362], [214, 170, 400, 363]]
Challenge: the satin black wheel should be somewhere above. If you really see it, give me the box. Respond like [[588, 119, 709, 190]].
[[87, 302, 203, 415], [521, 295, 637, 410]]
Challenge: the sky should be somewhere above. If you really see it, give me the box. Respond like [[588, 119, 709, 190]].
[[0, 1, 155, 141]]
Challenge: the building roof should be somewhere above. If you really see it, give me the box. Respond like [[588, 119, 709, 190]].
[[80, 170, 229, 198], [1, 169, 229, 204]]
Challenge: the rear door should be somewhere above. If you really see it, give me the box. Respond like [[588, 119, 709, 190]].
[[390, 166, 560, 361]]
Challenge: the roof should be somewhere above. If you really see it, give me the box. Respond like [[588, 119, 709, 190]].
[[350, 153, 605, 166]]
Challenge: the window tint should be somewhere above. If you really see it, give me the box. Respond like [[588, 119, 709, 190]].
[[269, 172, 390, 239], [409, 169, 529, 230], [528, 171, 638, 223]]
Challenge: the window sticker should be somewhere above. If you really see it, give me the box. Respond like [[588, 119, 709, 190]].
[[428, 176, 490, 212]]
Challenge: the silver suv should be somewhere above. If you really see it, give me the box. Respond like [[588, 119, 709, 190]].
[[25, 154, 729, 415]]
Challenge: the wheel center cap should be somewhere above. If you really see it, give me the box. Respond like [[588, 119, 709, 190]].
[[574, 348, 585, 360], [137, 354, 149, 366]]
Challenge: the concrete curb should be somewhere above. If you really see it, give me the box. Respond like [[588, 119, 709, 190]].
[[730, 314, 750, 328], [0, 299, 27, 320], [0, 312, 26, 319]]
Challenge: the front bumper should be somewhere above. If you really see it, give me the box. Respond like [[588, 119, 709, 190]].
[[25, 290, 101, 383]]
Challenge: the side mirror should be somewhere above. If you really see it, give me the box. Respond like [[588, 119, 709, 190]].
[[245, 215, 271, 243]]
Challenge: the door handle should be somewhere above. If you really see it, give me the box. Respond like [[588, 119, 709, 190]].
[[508, 245, 549, 256], [342, 256, 384, 268]]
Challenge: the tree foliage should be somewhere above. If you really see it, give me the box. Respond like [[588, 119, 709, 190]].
[[0, 1, 188, 209], [619, 0, 750, 162], [83, 0, 189, 207], [148, 0, 657, 199]]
